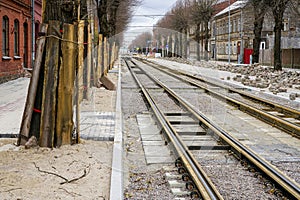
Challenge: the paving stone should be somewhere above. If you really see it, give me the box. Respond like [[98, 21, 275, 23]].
[[80, 112, 115, 141]]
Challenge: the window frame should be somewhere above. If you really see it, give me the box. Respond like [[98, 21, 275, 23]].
[[14, 19, 20, 57], [2, 15, 9, 57]]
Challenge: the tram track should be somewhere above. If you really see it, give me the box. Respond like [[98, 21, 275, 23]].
[[123, 57, 300, 199], [136, 58, 300, 138]]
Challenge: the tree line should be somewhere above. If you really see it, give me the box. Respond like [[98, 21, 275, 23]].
[[132, 0, 300, 70]]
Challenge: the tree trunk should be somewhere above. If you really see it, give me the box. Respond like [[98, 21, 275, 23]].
[[273, 17, 283, 70], [195, 23, 200, 61], [251, 0, 266, 64], [179, 31, 183, 57], [270, 0, 288, 71], [252, 16, 264, 64], [204, 20, 209, 61], [183, 29, 188, 59]]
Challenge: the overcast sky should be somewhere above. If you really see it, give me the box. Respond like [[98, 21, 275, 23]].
[[123, 0, 178, 46]]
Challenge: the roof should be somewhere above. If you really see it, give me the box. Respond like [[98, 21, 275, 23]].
[[215, 0, 248, 17]]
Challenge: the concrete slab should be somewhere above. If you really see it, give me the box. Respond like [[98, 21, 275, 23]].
[[184, 140, 219, 147], [165, 173, 181, 180], [143, 145, 171, 156], [172, 125, 206, 133], [171, 188, 189, 196], [139, 126, 161, 135], [142, 141, 166, 146], [146, 156, 174, 164], [181, 135, 214, 141], [137, 114, 174, 164], [168, 180, 185, 188], [166, 115, 196, 123], [141, 134, 163, 141]]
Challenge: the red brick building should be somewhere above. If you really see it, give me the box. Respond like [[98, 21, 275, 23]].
[[0, 0, 42, 83]]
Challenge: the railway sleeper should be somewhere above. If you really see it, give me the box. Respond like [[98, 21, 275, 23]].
[[188, 145, 230, 151]]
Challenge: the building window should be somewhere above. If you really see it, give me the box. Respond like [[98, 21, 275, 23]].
[[2, 16, 9, 56], [14, 19, 20, 56], [23, 22, 28, 68], [238, 18, 241, 32], [233, 20, 236, 32], [226, 22, 229, 33]]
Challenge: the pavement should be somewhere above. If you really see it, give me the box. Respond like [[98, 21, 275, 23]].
[[0, 77, 29, 137]]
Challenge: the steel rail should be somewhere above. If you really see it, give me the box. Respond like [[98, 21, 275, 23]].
[[138, 59, 300, 137], [132, 58, 300, 199], [180, 69, 300, 118], [123, 58, 223, 200]]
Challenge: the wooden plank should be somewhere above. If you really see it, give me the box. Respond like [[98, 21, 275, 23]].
[[56, 23, 76, 147], [103, 37, 108, 76], [86, 23, 92, 100], [97, 34, 103, 82], [18, 24, 48, 145], [100, 75, 116, 90], [76, 20, 85, 143], [39, 20, 61, 147], [110, 42, 115, 70], [78, 20, 85, 103]]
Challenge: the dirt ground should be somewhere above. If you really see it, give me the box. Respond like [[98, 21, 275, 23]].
[[0, 70, 118, 200], [0, 139, 112, 200]]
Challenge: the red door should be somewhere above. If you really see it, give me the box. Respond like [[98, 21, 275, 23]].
[[244, 48, 253, 64]]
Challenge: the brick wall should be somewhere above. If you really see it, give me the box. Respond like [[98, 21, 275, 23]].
[[0, 0, 32, 83]]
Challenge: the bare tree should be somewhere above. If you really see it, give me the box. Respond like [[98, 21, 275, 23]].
[[249, 0, 269, 64], [129, 32, 152, 52], [98, 0, 139, 38], [266, 0, 290, 70], [43, 0, 79, 23], [190, 0, 216, 61], [171, 0, 190, 58]]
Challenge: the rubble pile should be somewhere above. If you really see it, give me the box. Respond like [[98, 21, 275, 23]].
[[163, 57, 193, 65], [210, 63, 300, 99]]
